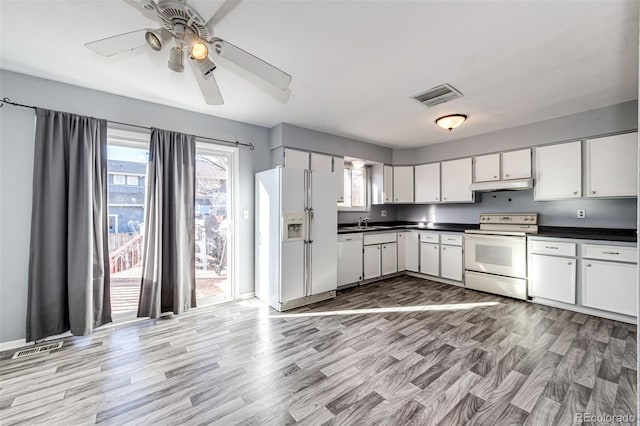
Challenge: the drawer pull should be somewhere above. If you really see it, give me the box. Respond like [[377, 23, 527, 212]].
[[586, 264, 592, 267], [442, 247, 446, 251], [567, 262, 572, 265], [545, 246, 558, 250], [602, 251, 619, 255], [345, 238, 353, 241], [573, 191, 578, 195]]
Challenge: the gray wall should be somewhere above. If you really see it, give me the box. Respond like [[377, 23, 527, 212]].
[[393, 101, 638, 164], [338, 204, 398, 225], [398, 191, 637, 228], [0, 70, 272, 344], [393, 100, 638, 228]]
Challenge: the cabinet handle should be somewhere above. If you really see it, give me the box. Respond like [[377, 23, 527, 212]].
[[505, 174, 510, 177], [586, 264, 592, 267], [435, 197, 439, 200], [545, 246, 558, 250], [591, 191, 596, 194], [442, 247, 446, 251], [444, 197, 448, 200], [377, 246, 380, 250], [434, 246, 438, 250], [567, 262, 572, 265], [573, 191, 578, 195], [603, 251, 619, 255]]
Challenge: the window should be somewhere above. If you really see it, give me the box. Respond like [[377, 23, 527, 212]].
[[339, 165, 368, 210], [113, 174, 125, 185], [126, 175, 139, 186]]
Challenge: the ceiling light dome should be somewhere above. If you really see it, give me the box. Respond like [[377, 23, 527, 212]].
[[436, 114, 467, 131], [351, 160, 365, 169]]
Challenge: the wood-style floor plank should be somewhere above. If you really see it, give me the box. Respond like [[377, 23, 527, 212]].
[[0, 277, 635, 425]]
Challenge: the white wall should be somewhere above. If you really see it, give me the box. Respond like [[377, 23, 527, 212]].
[[0, 70, 272, 344]]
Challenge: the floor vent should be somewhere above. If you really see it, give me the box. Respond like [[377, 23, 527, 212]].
[[412, 83, 463, 107], [12, 342, 63, 360]]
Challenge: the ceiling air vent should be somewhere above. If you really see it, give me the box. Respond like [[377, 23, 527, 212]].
[[412, 84, 463, 108]]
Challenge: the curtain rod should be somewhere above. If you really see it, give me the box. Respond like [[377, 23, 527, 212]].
[[0, 97, 255, 150]]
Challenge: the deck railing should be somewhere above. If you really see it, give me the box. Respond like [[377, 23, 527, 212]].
[[110, 234, 143, 274]]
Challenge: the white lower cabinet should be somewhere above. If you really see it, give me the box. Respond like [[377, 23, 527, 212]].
[[583, 260, 637, 317], [529, 254, 576, 304], [337, 234, 362, 286], [420, 243, 440, 276], [381, 243, 398, 276], [441, 245, 463, 281], [363, 245, 381, 280], [398, 232, 419, 272]]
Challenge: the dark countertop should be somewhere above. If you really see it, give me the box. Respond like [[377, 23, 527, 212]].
[[337, 222, 638, 242], [534, 226, 637, 243]]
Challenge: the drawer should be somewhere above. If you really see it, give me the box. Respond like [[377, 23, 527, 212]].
[[418, 232, 440, 243], [440, 234, 463, 246], [363, 232, 397, 245], [582, 244, 637, 263], [338, 233, 363, 242], [529, 240, 576, 256]]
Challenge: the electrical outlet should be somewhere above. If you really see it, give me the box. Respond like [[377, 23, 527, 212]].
[[577, 209, 586, 219], [381, 210, 387, 217], [243, 209, 249, 219]]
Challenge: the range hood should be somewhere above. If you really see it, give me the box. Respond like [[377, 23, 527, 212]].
[[469, 178, 534, 192]]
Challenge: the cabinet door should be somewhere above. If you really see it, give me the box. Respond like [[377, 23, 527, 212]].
[[502, 149, 531, 180], [441, 245, 463, 281], [371, 164, 393, 205], [383, 165, 394, 204], [586, 132, 638, 198], [529, 254, 576, 304], [284, 148, 309, 170], [310, 153, 333, 172], [534, 142, 581, 200], [337, 239, 363, 286], [381, 243, 398, 276], [363, 245, 381, 280], [474, 154, 500, 182], [334, 157, 345, 203], [420, 243, 440, 276], [397, 232, 407, 271], [415, 163, 441, 203], [441, 158, 473, 202], [393, 166, 414, 203], [583, 260, 637, 316], [405, 232, 420, 272]]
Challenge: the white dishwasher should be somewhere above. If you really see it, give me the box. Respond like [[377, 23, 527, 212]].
[[337, 233, 363, 286]]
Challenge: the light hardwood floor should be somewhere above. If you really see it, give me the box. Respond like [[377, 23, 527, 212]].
[[0, 276, 637, 425]]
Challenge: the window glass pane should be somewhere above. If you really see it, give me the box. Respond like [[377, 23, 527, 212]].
[[126, 175, 139, 186], [351, 168, 366, 207], [195, 152, 231, 305], [343, 169, 352, 207], [107, 145, 148, 321]]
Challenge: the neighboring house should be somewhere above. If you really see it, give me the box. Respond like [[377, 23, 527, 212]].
[[107, 160, 146, 234]]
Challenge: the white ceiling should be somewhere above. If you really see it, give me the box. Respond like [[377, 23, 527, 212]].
[[1, 1, 638, 148]]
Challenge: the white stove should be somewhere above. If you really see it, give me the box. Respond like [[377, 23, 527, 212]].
[[464, 213, 538, 300]]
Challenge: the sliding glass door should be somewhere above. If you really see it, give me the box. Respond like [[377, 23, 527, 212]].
[[194, 144, 235, 305]]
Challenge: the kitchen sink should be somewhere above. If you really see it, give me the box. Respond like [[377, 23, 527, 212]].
[[339, 225, 394, 231]]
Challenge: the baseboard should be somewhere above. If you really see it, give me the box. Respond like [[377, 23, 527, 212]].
[[239, 291, 255, 300]]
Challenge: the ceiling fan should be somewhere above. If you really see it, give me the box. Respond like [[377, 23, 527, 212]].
[[85, 0, 292, 105]]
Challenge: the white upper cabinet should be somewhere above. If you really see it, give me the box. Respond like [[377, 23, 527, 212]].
[[586, 132, 638, 198], [371, 164, 393, 205], [284, 148, 309, 170], [414, 163, 441, 203], [333, 157, 345, 203], [534, 141, 582, 200], [393, 166, 414, 203], [474, 153, 500, 182], [502, 148, 531, 180], [310, 152, 333, 172], [441, 158, 474, 203]]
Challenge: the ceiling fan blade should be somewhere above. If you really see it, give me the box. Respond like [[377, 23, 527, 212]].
[[85, 29, 148, 57], [190, 60, 224, 105], [211, 38, 292, 90], [122, 0, 158, 21], [205, 0, 241, 35]]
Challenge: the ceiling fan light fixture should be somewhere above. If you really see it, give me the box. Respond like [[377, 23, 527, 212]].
[[145, 28, 170, 51], [167, 46, 184, 72], [190, 41, 209, 61], [435, 114, 467, 131]]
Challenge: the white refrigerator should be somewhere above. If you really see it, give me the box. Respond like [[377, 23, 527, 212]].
[[255, 167, 337, 311]]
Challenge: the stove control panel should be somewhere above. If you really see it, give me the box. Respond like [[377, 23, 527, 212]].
[[479, 213, 538, 225]]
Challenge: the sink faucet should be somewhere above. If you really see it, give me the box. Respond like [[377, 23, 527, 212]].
[[362, 217, 371, 228]]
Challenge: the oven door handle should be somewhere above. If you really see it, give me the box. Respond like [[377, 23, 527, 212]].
[[464, 234, 526, 242]]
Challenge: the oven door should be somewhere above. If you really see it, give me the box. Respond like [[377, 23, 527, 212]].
[[464, 233, 527, 278]]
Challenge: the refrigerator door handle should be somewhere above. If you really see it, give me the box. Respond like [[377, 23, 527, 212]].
[[304, 169, 309, 210], [308, 238, 313, 296], [309, 209, 314, 243]]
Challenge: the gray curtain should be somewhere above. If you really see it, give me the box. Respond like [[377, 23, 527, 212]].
[[27, 108, 111, 342], [138, 128, 196, 318]]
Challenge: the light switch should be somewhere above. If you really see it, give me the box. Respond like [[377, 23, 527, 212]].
[[381, 210, 387, 217]]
